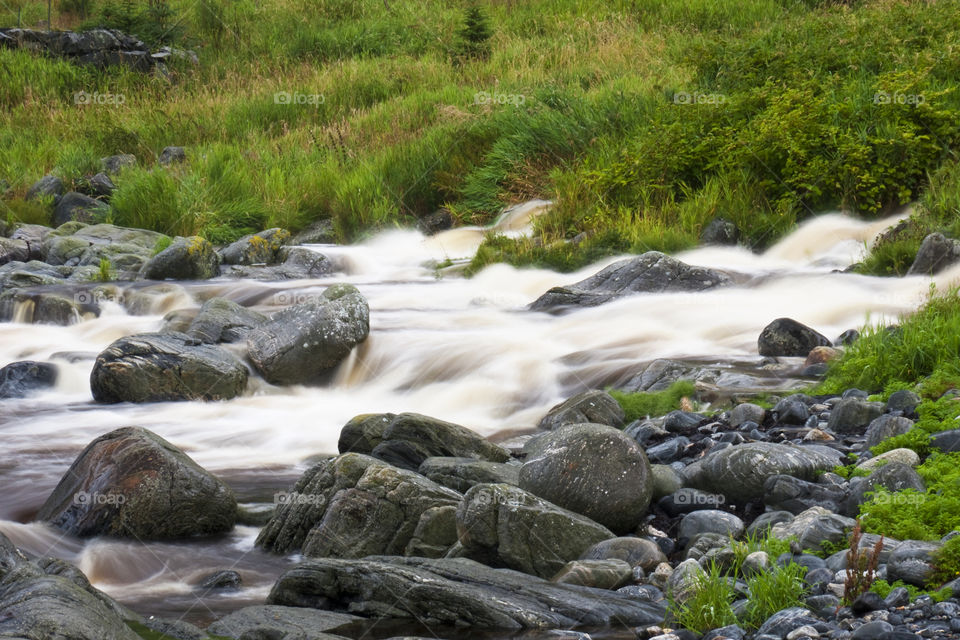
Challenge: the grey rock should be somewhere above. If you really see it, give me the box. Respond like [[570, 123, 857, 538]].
[[537, 390, 625, 430], [758, 318, 831, 357], [0, 360, 58, 399], [141, 235, 219, 280], [337, 413, 393, 453], [37, 426, 236, 539], [158, 146, 186, 165], [667, 558, 706, 606], [187, 297, 268, 344], [53, 191, 110, 226], [0, 289, 83, 325], [530, 252, 730, 313], [886, 390, 921, 415], [455, 483, 614, 578], [729, 403, 766, 427], [88, 172, 116, 197], [291, 219, 335, 245], [772, 399, 810, 425], [256, 453, 461, 558], [887, 540, 941, 587], [930, 428, 960, 452], [418, 457, 519, 493], [199, 570, 241, 590], [864, 415, 915, 449], [100, 154, 136, 174], [659, 488, 726, 517], [678, 510, 744, 540], [247, 284, 369, 386], [700, 217, 740, 245], [649, 464, 684, 501], [551, 559, 632, 589], [827, 397, 885, 435], [580, 537, 667, 571], [90, 332, 248, 402], [763, 474, 847, 515], [418, 209, 453, 235], [769, 507, 856, 553], [686, 442, 838, 503], [267, 556, 665, 630], [747, 511, 795, 537], [25, 174, 65, 201], [907, 232, 960, 275], [220, 228, 290, 266], [0, 237, 29, 265], [851, 620, 894, 640], [206, 605, 357, 639], [755, 607, 821, 639], [518, 423, 652, 534]]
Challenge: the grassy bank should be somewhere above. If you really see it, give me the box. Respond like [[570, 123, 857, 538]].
[[2, 0, 960, 265]]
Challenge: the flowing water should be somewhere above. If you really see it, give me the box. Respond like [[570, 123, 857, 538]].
[[1, 206, 957, 631]]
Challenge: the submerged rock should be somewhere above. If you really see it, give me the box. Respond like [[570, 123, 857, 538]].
[[757, 318, 831, 357], [530, 251, 730, 313], [0, 360, 58, 399], [90, 332, 248, 402], [36, 426, 237, 539]]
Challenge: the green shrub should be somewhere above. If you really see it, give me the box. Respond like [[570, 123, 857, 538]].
[[930, 536, 960, 587], [455, 6, 493, 61], [670, 562, 738, 634], [609, 381, 698, 422]]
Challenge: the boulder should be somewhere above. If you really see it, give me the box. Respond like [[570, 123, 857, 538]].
[[418, 457, 520, 493], [757, 318, 831, 357], [729, 403, 766, 427], [337, 413, 393, 453], [140, 236, 219, 280], [700, 217, 740, 245], [456, 483, 614, 578], [887, 390, 921, 415], [827, 397, 885, 435], [247, 284, 369, 386], [537, 390, 625, 430], [100, 154, 136, 175], [267, 556, 665, 630], [930, 428, 960, 452], [0, 289, 83, 325], [90, 332, 249, 402], [0, 360, 58, 399], [256, 453, 461, 557], [579, 537, 667, 571], [855, 448, 919, 472], [158, 146, 186, 166], [186, 297, 268, 344], [36, 426, 237, 539], [755, 608, 822, 639], [206, 605, 357, 639], [887, 540, 942, 586], [551, 559, 632, 589], [518, 423, 652, 534], [0, 260, 66, 289], [88, 172, 116, 197], [25, 174, 65, 201], [907, 232, 960, 276], [678, 510, 745, 540], [685, 442, 838, 503], [530, 252, 730, 313], [864, 415, 915, 449], [763, 474, 847, 515], [221, 245, 334, 280], [769, 506, 856, 553], [339, 411, 509, 472], [53, 192, 109, 226], [220, 228, 290, 265], [44, 223, 166, 275], [0, 237, 29, 265]]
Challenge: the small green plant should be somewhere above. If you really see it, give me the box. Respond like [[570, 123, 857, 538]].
[[152, 236, 173, 255], [670, 561, 738, 633], [95, 257, 113, 282], [609, 380, 698, 422], [930, 536, 960, 587], [742, 562, 808, 628], [455, 5, 493, 61], [832, 464, 872, 480]]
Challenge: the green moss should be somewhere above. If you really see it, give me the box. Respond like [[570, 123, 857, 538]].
[[609, 380, 698, 422]]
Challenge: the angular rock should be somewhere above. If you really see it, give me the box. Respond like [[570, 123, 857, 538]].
[[206, 605, 356, 639], [25, 174, 65, 201], [729, 403, 766, 427], [518, 423, 652, 534], [763, 474, 847, 515], [90, 332, 248, 402], [907, 232, 960, 276], [247, 284, 369, 386], [100, 154, 136, 175], [864, 415, 915, 449], [36, 426, 237, 539], [769, 507, 856, 553], [186, 297, 267, 344], [887, 540, 941, 587], [404, 504, 459, 558], [0, 237, 29, 265], [551, 559, 632, 589], [755, 607, 821, 639], [700, 217, 740, 245], [220, 228, 290, 265], [158, 146, 186, 166], [222, 245, 334, 280], [827, 397, 884, 435], [579, 537, 667, 571], [537, 390, 625, 430], [530, 252, 730, 313], [340, 412, 509, 472], [53, 191, 109, 226], [141, 235, 219, 280], [456, 483, 614, 578], [88, 172, 116, 197], [0, 360, 58, 399], [418, 457, 520, 493], [267, 556, 665, 630], [757, 318, 831, 357], [685, 442, 838, 503], [256, 453, 461, 557]]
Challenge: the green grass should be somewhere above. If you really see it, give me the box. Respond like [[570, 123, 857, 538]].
[[2, 0, 960, 255], [609, 380, 697, 422], [670, 561, 739, 634]]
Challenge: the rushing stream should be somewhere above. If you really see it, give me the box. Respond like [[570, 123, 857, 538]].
[[1, 207, 956, 631]]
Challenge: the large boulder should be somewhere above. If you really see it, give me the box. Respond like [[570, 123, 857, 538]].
[[418, 457, 520, 493], [52, 192, 110, 226], [220, 228, 290, 265], [140, 235, 219, 280], [339, 412, 510, 471], [455, 483, 614, 578], [844, 462, 925, 516], [36, 426, 237, 539], [0, 360, 58, 399], [206, 605, 357, 639], [887, 540, 941, 586], [267, 556, 665, 630], [827, 397, 885, 435], [769, 506, 856, 553], [247, 284, 369, 386], [90, 332, 249, 402], [757, 318, 831, 357], [907, 232, 960, 276], [44, 223, 166, 275], [518, 423, 652, 534], [685, 442, 839, 504], [186, 297, 268, 344], [256, 453, 461, 558], [530, 251, 730, 313], [537, 390, 626, 430]]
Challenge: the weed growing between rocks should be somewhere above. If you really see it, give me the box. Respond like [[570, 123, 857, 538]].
[[610, 381, 697, 422], [842, 521, 883, 606]]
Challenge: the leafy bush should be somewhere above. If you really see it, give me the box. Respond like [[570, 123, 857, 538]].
[[610, 381, 698, 422], [931, 536, 960, 587]]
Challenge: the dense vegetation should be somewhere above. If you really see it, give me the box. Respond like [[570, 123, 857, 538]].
[[3, 0, 960, 265]]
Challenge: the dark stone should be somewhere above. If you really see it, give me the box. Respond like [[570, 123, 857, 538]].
[[206, 605, 357, 639], [836, 329, 860, 346], [864, 415, 915, 449], [267, 556, 665, 630], [53, 191, 109, 226], [36, 426, 237, 539], [700, 217, 740, 245], [0, 360, 58, 399], [25, 174, 65, 201], [851, 591, 887, 614], [887, 540, 941, 587], [579, 537, 667, 571], [90, 332, 248, 402], [755, 607, 821, 638], [887, 390, 921, 415], [140, 235, 219, 280], [844, 463, 925, 517], [757, 318, 831, 357], [537, 390, 625, 430], [664, 410, 704, 434], [763, 474, 847, 515], [645, 436, 689, 464], [186, 297, 268, 344], [907, 232, 960, 275], [418, 209, 454, 235], [101, 154, 136, 174], [678, 510, 744, 539], [530, 251, 730, 313], [88, 172, 116, 197], [827, 398, 885, 435], [772, 399, 810, 425], [518, 423, 652, 534], [199, 570, 241, 590], [418, 457, 519, 493], [851, 620, 894, 640], [769, 507, 856, 553], [158, 146, 186, 165], [930, 429, 960, 452], [659, 488, 726, 517]]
